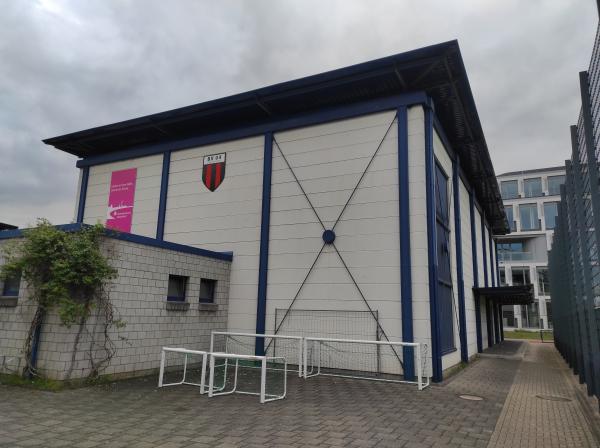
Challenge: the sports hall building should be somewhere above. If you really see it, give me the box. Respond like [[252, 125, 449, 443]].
[[4, 41, 531, 382]]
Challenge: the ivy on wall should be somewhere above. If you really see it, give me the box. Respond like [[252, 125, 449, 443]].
[[1, 220, 124, 379]]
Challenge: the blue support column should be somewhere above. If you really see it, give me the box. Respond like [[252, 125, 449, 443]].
[[424, 106, 442, 382], [488, 230, 495, 287], [76, 166, 89, 223], [156, 151, 171, 240], [255, 132, 273, 355], [453, 158, 468, 363], [398, 106, 415, 380], [470, 192, 483, 353], [481, 214, 488, 288]]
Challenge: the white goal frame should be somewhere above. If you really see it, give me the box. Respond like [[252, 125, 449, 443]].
[[207, 352, 287, 403], [210, 331, 303, 377], [303, 337, 430, 390], [158, 347, 208, 392]]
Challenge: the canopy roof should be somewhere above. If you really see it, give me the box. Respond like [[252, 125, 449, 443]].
[[43, 40, 508, 234], [473, 285, 534, 305]]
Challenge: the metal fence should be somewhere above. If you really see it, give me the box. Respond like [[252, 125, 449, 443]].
[[549, 22, 600, 408]]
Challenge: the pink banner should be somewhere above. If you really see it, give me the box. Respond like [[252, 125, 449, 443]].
[[106, 168, 137, 232]]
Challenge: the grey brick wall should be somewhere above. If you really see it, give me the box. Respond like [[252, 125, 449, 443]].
[[0, 236, 231, 380]]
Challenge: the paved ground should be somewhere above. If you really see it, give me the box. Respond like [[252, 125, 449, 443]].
[[0, 342, 598, 448], [488, 341, 600, 448]]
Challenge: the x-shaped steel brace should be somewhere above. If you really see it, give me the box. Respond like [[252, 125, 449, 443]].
[[269, 113, 404, 369]]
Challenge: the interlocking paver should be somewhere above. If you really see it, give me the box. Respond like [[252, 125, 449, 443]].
[[487, 341, 600, 447], [0, 342, 597, 447]]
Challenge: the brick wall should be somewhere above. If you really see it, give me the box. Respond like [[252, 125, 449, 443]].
[[0, 236, 231, 380]]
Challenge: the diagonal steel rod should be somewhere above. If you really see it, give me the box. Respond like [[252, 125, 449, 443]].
[[331, 243, 405, 370], [331, 113, 398, 232], [273, 137, 326, 230]]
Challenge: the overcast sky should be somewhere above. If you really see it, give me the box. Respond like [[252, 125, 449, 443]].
[[1, 0, 597, 228]]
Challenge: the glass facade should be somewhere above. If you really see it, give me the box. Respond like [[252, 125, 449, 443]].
[[537, 267, 550, 296], [501, 180, 519, 199], [505, 205, 516, 231], [547, 175, 565, 195], [519, 203, 540, 230], [523, 177, 542, 197], [544, 202, 559, 230]]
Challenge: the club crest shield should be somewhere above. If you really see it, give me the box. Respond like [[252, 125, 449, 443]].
[[202, 153, 226, 191]]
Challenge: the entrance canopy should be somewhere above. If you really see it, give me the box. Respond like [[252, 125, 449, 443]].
[[473, 285, 534, 306]]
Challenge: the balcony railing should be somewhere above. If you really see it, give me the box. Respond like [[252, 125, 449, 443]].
[[498, 251, 533, 262]]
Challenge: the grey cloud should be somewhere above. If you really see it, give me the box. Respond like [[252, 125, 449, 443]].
[[0, 0, 597, 227]]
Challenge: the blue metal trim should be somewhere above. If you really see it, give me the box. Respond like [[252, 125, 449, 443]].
[[0, 223, 233, 261], [470, 191, 483, 353], [481, 214, 489, 288], [398, 106, 415, 381], [255, 132, 273, 356], [156, 151, 171, 240], [425, 106, 442, 382], [76, 166, 89, 223], [488, 229, 495, 287], [453, 157, 468, 363], [486, 298, 494, 348], [76, 92, 431, 168]]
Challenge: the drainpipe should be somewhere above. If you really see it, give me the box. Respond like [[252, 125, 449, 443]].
[[28, 313, 44, 378]]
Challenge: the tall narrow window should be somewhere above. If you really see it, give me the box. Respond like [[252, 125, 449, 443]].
[[167, 275, 187, 302], [511, 266, 531, 286], [499, 267, 507, 286], [537, 267, 550, 296], [547, 175, 565, 196], [500, 180, 519, 199], [543, 202, 558, 230], [523, 178, 542, 198], [519, 204, 540, 230], [505, 206, 516, 232]]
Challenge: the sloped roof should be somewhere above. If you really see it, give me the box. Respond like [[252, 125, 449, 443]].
[[43, 40, 508, 234]]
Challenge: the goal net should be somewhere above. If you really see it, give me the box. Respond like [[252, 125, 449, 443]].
[[210, 331, 303, 376], [158, 347, 208, 390], [303, 337, 430, 390]]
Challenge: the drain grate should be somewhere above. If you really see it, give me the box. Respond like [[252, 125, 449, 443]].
[[458, 394, 484, 401], [536, 394, 572, 402]]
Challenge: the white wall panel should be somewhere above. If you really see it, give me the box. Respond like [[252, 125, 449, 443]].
[[84, 154, 163, 237], [267, 110, 403, 360], [163, 136, 264, 333], [460, 180, 477, 357]]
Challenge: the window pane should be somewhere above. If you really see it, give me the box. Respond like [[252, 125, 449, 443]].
[[199, 279, 216, 303], [505, 206, 515, 231], [547, 175, 565, 196], [537, 267, 550, 296], [511, 266, 531, 285], [544, 202, 558, 230], [519, 204, 539, 230], [523, 178, 542, 198], [501, 180, 518, 199], [2, 272, 21, 297], [499, 268, 507, 286], [167, 275, 187, 301]]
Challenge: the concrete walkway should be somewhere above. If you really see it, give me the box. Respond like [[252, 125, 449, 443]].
[[488, 341, 600, 447]]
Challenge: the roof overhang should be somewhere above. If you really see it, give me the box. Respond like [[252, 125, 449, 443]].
[[43, 40, 508, 234], [473, 285, 534, 306]]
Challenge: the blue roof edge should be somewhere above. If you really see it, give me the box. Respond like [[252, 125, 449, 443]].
[[0, 224, 233, 262]]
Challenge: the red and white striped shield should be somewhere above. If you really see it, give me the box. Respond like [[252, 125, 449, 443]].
[[202, 153, 226, 192]]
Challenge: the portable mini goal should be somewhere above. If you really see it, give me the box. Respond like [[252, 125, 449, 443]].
[[207, 352, 287, 403], [303, 337, 430, 390], [210, 331, 303, 376], [158, 347, 208, 391]]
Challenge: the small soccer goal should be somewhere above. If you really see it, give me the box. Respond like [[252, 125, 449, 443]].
[[158, 347, 208, 391], [303, 337, 430, 390], [207, 352, 287, 403], [210, 331, 303, 376]]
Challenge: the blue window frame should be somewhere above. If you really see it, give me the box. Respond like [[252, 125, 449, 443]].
[[500, 180, 519, 199], [523, 177, 542, 198], [167, 275, 187, 302], [544, 202, 559, 230], [519, 203, 540, 230], [199, 278, 216, 303], [2, 272, 21, 297], [547, 175, 565, 196]]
